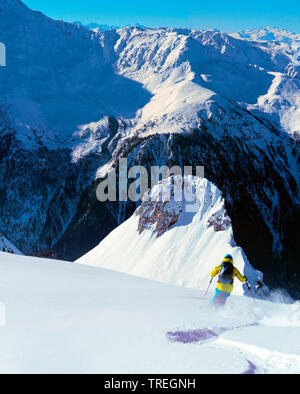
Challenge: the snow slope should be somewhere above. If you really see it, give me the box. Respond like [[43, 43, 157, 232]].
[[77, 176, 262, 295], [0, 252, 299, 374]]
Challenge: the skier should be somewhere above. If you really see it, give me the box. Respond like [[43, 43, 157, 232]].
[[210, 254, 247, 307]]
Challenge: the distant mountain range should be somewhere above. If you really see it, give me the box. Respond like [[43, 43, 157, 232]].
[[231, 27, 300, 45], [75, 22, 300, 44], [73, 21, 121, 32], [73, 21, 146, 32]]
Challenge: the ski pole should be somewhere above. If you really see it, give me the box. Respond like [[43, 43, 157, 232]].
[[205, 278, 213, 297], [246, 281, 257, 305]]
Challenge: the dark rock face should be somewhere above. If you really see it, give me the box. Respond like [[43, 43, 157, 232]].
[[53, 182, 119, 262], [0, 120, 118, 259], [0, 132, 86, 254], [136, 177, 184, 238]]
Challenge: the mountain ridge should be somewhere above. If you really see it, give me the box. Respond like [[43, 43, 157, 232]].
[[77, 175, 263, 294]]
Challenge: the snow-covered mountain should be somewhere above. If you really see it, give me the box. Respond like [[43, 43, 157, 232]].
[[0, 1, 299, 295], [1, 252, 300, 373], [231, 27, 300, 46], [77, 176, 262, 294], [73, 21, 147, 33], [0, 233, 22, 254]]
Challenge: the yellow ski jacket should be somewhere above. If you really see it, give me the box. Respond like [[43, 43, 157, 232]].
[[211, 259, 247, 293]]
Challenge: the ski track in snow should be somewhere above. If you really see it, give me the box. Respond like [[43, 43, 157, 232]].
[[166, 323, 258, 345], [166, 317, 300, 374], [166, 323, 260, 374], [243, 361, 257, 375]]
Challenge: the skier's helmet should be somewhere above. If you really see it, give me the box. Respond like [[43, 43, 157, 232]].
[[224, 254, 233, 261]]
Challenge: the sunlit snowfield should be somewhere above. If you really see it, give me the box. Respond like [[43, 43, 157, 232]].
[[0, 252, 299, 374]]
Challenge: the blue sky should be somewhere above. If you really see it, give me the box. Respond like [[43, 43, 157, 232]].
[[23, 0, 300, 33]]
